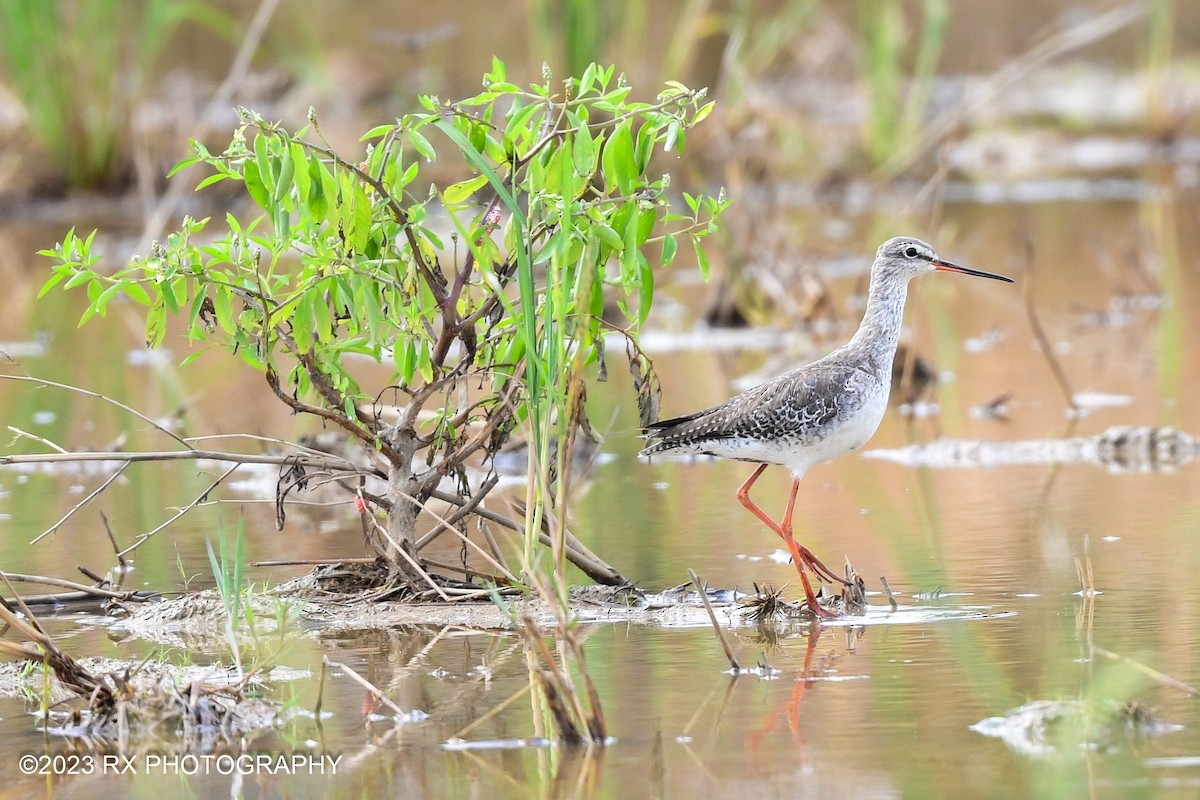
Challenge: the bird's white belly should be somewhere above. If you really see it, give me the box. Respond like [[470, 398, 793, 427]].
[[776, 386, 889, 475]]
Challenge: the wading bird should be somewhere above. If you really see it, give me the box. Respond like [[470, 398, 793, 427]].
[[641, 237, 1013, 618]]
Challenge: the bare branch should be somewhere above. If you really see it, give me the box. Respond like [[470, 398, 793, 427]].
[[0, 448, 371, 473], [0, 571, 154, 602], [117, 464, 241, 557], [30, 462, 131, 545], [264, 366, 401, 464], [7, 425, 69, 453]]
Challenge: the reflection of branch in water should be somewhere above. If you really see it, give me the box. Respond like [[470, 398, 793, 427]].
[[864, 425, 1199, 474], [1034, 416, 1080, 514], [1023, 235, 1081, 415], [1092, 646, 1200, 698], [1074, 536, 1096, 657]]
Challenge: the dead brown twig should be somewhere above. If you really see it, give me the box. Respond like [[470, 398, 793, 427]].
[[518, 613, 607, 745], [689, 568, 741, 670], [1092, 646, 1200, 698]]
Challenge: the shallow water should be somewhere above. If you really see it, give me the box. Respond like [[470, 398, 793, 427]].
[[3, 186, 1199, 797], [3, 6, 1200, 797]]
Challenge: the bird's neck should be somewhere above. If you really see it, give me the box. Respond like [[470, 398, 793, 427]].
[[847, 276, 909, 375]]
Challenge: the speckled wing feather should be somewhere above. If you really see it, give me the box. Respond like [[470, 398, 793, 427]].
[[641, 363, 876, 457]]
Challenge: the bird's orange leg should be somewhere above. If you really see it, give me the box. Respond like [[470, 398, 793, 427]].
[[780, 479, 851, 587], [736, 464, 784, 535], [736, 466, 837, 619]]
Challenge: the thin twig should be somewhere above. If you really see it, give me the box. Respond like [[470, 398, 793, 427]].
[[420, 556, 503, 583], [0, 571, 147, 600], [0, 448, 367, 472], [450, 683, 531, 740], [117, 463, 241, 556], [314, 658, 327, 720], [324, 657, 409, 717], [477, 519, 507, 567], [7, 589, 156, 607], [397, 489, 521, 585], [30, 462, 131, 545], [501, 496, 625, 586], [688, 568, 740, 671], [7, 426, 69, 453], [360, 513, 451, 601], [1092, 646, 1200, 698], [251, 558, 377, 567], [880, 576, 899, 612], [101, 511, 129, 579], [414, 472, 500, 550]]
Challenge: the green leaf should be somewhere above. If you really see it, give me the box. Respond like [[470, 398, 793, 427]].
[[408, 128, 436, 161], [506, 101, 541, 141], [38, 270, 69, 298], [661, 233, 678, 267], [292, 294, 313, 353], [636, 207, 656, 244], [124, 281, 153, 307], [637, 253, 653, 327], [601, 120, 636, 195], [290, 141, 310, 201], [254, 132, 273, 192], [619, 205, 638, 283], [195, 172, 232, 191], [146, 300, 167, 348], [351, 186, 373, 252], [597, 224, 623, 252], [395, 338, 416, 383], [63, 269, 96, 290], [443, 173, 489, 206], [572, 124, 596, 179], [273, 146, 295, 203], [214, 288, 235, 333], [416, 340, 433, 384], [306, 154, 328, 222], [179, 346, 213, 367], [579, 63, 597, 96], [360, 123, 395, 141], [693, 236, 710, 280], [243, 160, 270, 210]]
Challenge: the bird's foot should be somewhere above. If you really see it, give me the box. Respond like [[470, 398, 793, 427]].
[[806, 595, 839, 620], [796, 545, 853, 587], [793, 565, 840, 621]]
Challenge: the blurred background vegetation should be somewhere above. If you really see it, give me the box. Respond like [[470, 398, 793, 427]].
[[0, 0, 1194, 195]]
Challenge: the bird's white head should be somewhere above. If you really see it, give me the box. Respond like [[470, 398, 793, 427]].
[[874, 236, 1013, 284]]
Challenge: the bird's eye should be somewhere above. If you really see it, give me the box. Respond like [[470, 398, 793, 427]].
[[904, 246, 919, 258]]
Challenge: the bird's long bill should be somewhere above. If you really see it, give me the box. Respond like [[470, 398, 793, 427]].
[[933, 258, 1014, 283]]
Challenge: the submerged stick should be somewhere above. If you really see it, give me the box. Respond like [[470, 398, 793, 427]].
[[688, 569, 740, 671], [450, 683, 531, 741], [880, 576, 899, 612], [313, 659, 327, 720], [324, 657, 409, 718], [1092, 646, 1200, 698]]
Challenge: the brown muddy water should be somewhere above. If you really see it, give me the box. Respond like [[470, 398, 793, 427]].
[[3, 5, 1200, 800], [3, 188, 1199, 798]]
